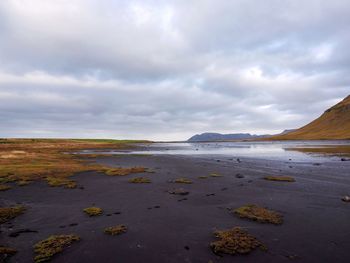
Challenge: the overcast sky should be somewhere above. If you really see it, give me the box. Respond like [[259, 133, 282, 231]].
[[0, 0, 349, 141]]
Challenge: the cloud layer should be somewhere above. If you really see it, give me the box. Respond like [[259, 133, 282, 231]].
[[0, 0, 349, 140]]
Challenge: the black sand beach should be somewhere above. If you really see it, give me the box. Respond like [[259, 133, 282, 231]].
[[1, 146, 350, 263]]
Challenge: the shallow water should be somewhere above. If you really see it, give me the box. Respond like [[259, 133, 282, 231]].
[[80, 140, 350, 162]]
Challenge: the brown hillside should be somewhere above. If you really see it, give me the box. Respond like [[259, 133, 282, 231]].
[[270, 95, 350, 140]]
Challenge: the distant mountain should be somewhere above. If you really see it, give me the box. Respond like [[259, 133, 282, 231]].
[[187, 132, 267, 142], [269, 95, 350, 140]]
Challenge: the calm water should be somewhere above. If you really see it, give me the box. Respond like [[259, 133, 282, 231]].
[[80, 140, 350, 162]]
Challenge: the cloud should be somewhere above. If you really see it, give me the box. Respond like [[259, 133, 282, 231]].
[[0, 0, 349, 140]]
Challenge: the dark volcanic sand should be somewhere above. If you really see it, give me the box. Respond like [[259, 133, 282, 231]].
[[1, 152, 350, 263]]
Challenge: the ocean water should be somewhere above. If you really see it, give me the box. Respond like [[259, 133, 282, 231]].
[[80, 140, 350, 162]]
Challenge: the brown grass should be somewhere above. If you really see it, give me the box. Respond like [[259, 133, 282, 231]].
[[0, 206, 26, 224], [263, 176, 295, 182], [0, 246, 17, 259], [234, 205, 283, 225], [0, 184, 12, 191], [286, 146, 350, 157], [33, 234, 80, 263], [104, 224, 127, 236], [0, 139, 146, 189], [210, 227, 265, 255]]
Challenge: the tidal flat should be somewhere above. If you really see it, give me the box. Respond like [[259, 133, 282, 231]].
[[1, 140, 350, 262]]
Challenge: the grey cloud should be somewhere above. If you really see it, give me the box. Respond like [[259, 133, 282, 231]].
[[0, 0, 349, 140]]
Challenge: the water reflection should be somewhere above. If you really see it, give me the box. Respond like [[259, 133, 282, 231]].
[[80, 140, 350, 162]]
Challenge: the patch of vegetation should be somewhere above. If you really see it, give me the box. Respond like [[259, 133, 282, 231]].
[[0, 246, 17, 260], [0, 139, 146, 190], [104, 224, 127, 236], [210, 173, 223, 177], [173, 178, 193, 184], [263, 176, 295, 182], [104, 167, 147, 176], [287, 146, 350, 158], [198, 176, 208, 179], [210, 227, 265, 255], [128, 177, 151, 183], [0, 206, 26, 224], [0, 184, 11, 191], [83, 207, 103, 216], [33, 234, 80, 263], [46, 177, 77, 188], [234, 205, 283, 225]]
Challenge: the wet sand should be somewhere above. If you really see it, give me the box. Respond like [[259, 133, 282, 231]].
[[1, 152, 350, 262]]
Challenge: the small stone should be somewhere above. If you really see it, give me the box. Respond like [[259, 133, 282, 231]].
[[342, 196, 350, 202], [235, 174, 244, 179]]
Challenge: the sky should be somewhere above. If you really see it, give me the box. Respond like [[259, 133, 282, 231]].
[[0, 0, 349, 141]]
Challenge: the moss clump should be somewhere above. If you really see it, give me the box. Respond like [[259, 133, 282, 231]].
[[33, 234, 80, 263], [0, 206, 26, 224], [128, 177, 151, 183], [234, 205, 283, 225], [263, 176, 295, 182], [105, 167, 147, 176], [83, 207, 103, 216], [104, 224, 127, 236], [174, 178, 193, 184], [0, 184, 11, 191], [210, 227, 265, 255], [198, 176, 208, 179], [46, 177, 77, 189]]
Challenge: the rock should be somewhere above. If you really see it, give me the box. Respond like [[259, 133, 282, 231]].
[[168, 188, 189, 195], [235, 174, 244, 179], [341, 158, 349, 161], [342, 196, 350, 202]]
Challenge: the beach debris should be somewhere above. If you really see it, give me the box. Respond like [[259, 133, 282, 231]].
[[168, 188, 189, 195], [0, 184, 12, 191], [0, 206, 26, 224], [171, 178, 193, 184], [263, 176, 295, 182], [104, 224, 127, 236], [0, 246, 17, 260], [210, 227, 265, 255], [235, 174, 244, 179], [198, 176, 208, 179], [342, 196, 350, 202], [83, 207, 103, 216], [33, 234, 80, 263], [128, 177, 151, 183], [104, 167, 147, 176], [210, 173, 223, 177], [234, 205, 283, 225]]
